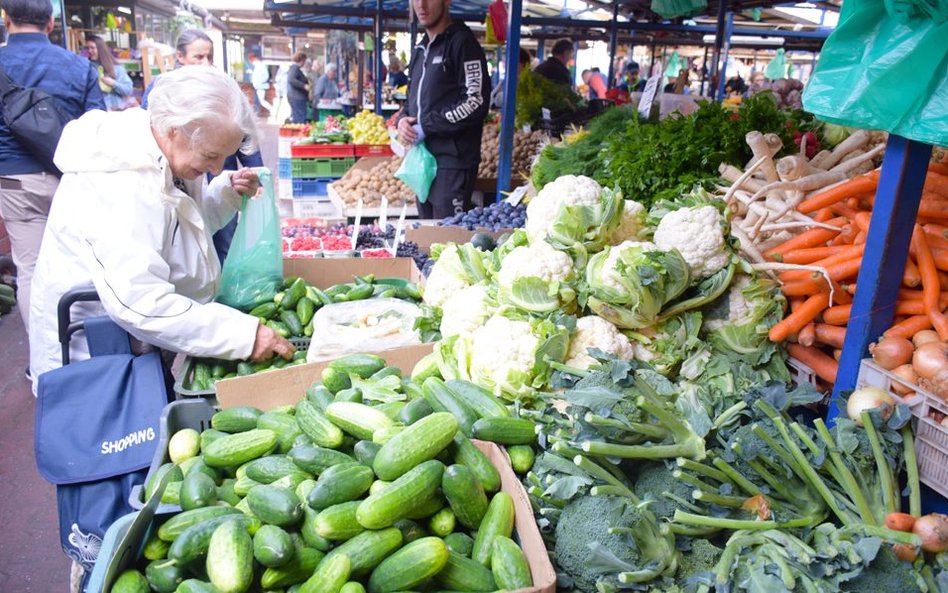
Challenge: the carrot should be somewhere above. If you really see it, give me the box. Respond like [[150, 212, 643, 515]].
[[822, 304, 851, 325], [930, 162, 948, 176], [787, 343, 839, 384], [912, 225, 948, 340], [854, 231, 867, 245], [925, 229, 948, 251], [829, 201, 862, 219], [853, 211, 872, 234], [766, 217, 848, 259], [780, 245, 850, 265], [796, 175, 878, 213], [832, 281, 853, 304], [914, 196, 948, 219], [778, 244, 865, 283], [931, 248, 948, 272], [781, 281, 824, 297], [896, 301, 929, 316], [885, 315, 933, 339], [886, 512, 917, 532], [799, 323, 816, 347], [814, 324, 847, 349], [904, 257, 922, 288], [770, 292, 830, 342], [829, 224, 856, 246], [814, 208, 834, 223], [923, 223, 948, 240]]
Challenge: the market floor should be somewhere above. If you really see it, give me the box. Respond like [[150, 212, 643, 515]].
[[0, 307, 71, 592]]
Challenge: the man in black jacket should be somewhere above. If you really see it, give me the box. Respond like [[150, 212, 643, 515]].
[[534, 39, 574, 87], [397, 0, 489, 218], [287, 52, 310, 123]]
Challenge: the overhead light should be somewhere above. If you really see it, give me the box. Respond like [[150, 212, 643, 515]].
[[117, 6, 131, 14], [702, 34, 785, 46]]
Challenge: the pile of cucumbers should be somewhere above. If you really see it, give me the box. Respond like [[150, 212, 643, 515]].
[[183, 276, 424, 392], [114, 354, 538, 593]]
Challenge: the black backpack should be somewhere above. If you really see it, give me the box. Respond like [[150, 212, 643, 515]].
[[0, 64, 67, 176]]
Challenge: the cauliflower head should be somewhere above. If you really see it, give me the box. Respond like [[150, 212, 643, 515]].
[[702, 274, 754, 332], [653, 205, 729, 279], [440, 283, 493, 337], [469, 315, 540, 396], [497, 240, 573, 287], [525, 175, 603, 242], [566, 316, 635, 369], [598, 241, 658, 291], [422, 243, 491, 307], [609, 200, 648, 245]]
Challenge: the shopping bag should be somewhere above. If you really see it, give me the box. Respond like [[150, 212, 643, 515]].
[[35, 316, 169, 585], [650, 0, 707, 19], [802, 0, 948, 146], [395, 141, 438, 204], [488, 0, 508, 43], [217, 168, 283, 310], [764, 49, 788, 80]]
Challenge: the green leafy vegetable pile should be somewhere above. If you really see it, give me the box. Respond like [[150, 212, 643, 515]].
[[515, 69, 584, 129]]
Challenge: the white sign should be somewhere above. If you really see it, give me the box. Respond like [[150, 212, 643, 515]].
[[637, 74, 664, 119]]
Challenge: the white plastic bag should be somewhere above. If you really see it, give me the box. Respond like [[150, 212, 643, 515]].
[[306, 298, 423, 362]]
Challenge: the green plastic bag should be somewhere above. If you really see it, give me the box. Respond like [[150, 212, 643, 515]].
[[764, 49, 788, 80], [217, 168, 283, 311], [666, 51, 684, 78], [650, 0, 707, 19], [802, 0, 948, 146], [395, 141, 438, 204]]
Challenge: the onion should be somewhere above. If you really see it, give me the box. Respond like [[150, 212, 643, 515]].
[[912, 513, 948, 553], [913, 330, 941, 348], [869, 336, 914, 370], [847, 386, 895, 425], [890, 364, 918, 397], [892, 543, 919, 562], [913, 341, 948, 387]]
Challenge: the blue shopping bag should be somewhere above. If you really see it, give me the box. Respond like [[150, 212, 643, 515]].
[[34, 316, 169, 584]]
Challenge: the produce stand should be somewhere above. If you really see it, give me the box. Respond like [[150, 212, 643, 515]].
[[327, 156, 419, 218]]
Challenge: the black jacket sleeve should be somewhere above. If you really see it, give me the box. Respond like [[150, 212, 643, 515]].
[[288, 65, 308, 92], [420, 33, 489, 136]]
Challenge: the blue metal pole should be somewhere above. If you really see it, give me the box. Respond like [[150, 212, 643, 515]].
[[375, 0, 383, 114], [699, 45, 709, 96], [607, 2, 619, 89], [497, 0, 523, 197], [715, 11, 734, 101], [829, 136, 933, 421], [537, 39, 545, 61]]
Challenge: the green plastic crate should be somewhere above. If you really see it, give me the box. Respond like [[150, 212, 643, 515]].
[[291, 157, 355, 178]]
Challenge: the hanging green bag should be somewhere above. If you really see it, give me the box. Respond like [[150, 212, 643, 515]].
[[650, 0, 707, 19], [764, 49, 788, 80], [217, 168, 283, 311], [395, 141, 438, 204], [802, 0, 948, 146]]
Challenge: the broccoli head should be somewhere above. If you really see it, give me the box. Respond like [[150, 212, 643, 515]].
[[841, 545, 924, 593], [633, 461, 694, 521]]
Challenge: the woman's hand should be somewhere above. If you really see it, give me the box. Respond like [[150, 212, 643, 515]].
[[250, 323, 295, 362], [231, 168, 260, 197], [397, 116, 417, 146]]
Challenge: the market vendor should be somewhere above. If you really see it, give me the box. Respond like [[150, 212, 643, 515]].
[[28, 65, 295, 393], [397, 0, 490, 218]]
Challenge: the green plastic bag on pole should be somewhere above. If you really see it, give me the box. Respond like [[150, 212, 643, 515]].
[[802, 0, 948, 146], [764, 49, 787, 80], [395, 141, 438, 204], [217, 168, 283, 311], [666, 51, 684, 78], [650, 0, 707, 19]]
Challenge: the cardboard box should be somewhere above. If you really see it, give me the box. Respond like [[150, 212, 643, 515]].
[[405, 224, 514, 251], [283, 256, 424, 288], [216, 343, 433, 410], [327, 156, 419, 218]]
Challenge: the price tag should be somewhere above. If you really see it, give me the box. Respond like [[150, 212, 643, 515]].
[[637, 74, 663, 118], [504, 185, 529, 206], [541, 107, 551, 120]]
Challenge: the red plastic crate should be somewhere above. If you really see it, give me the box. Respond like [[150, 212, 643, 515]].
[[291, 144, 355, 158], [279, 125, 309, 137], [354, 144, 394, 157]]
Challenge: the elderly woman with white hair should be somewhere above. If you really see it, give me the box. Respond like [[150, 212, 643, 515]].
[[313, 61, 341, 104], [29, 65, 295, 390]]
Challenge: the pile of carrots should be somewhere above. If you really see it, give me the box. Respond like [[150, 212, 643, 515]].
[[765, 159, 948, 385]]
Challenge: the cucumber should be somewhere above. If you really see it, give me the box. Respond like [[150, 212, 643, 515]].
[[300, 553, 351, 593], [145, 463, 183, 501], [253, 524, 295, 568], [341, 582, 367, 593], [441, 464, 489, 530], [450, 434, 501, 493], [199, 429, 228, 453], [296, 400, 345, 448], [111, 569, 149, 593], [324, 527, 404, 576], [435, 551, 497, 592], [250, 301, 279, 319], [247, 485, 303, 527], [245, 455, 304, 483], [325, 402, 396, 440], [289, 444, 354, 474], [471, 417, 537, 445], [282, 278, 307, 309], [404, 495, 445, 520], [307, 463, 374, 510], [267, 469, 310, 492], [445, 380, 509, 419], [297, 297, 316, 326], [143, 532, 171, 561], [297, 478, 317, 501], [370, 366, 402, 381], [315, 501, 365, 540], [357, 460, 444, 529], [183, 457, 222, 483], [206, 519, 254, 593], [393, 519, 427, 544], [369, 480, 391, 496], [211, 407, 263, 433], [334, 387, 363, 404], [375, 401, 407, 422], [443, 533, 475, 557], [301, 506, 334, 551], [307, 384, 336, 410], [261, 547, 325, 589], [422, 378, 478, 437], [321, 367, 351, 394], [491, 536, 533, 589], [145, 558, 185, 593], [258, 412, 303, 453], [353, 440, 382, 467], [168, 515, 258, 566], [168, 428, 201, 464], [280, 309, 304, 336], [233, 476, 262, 497], [373, 413, 458, 481], [160, 481, 181, 505], [398, 398, 433, 425], [367, 537, 449, 593], [471, 492, 515, 567], [267, 319, 291, 338], [429, 508, 456, 537], [179, 471, 219, 511], [371, 426, 404, 444], [158, 506, 244, 542], [204, 429, 278, 468], [328, 354, 387, 379], [217, 479, 241, 506], [507, 445, 536, 474], [410, 351, 442, 384], [175, 580, 219, 593]]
